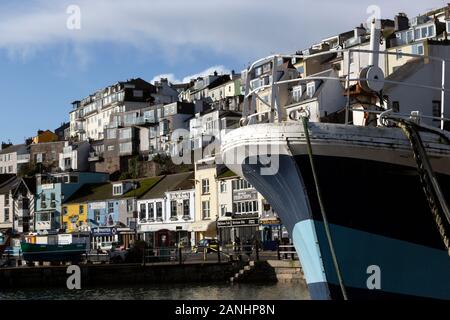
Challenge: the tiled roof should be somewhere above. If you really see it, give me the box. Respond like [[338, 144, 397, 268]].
[[140, 171, 194, 200], [64, 176, 165, 204], [0, 144, 27, 155]]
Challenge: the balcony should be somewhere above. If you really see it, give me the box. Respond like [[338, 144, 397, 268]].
[[107, 120, 124, 129], [17, 154, 30, 164], [124, 117, 156, 127]]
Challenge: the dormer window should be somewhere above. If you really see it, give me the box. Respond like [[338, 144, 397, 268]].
[[292, 85, 304, 103], [113, 184, 123, 196], [306, 82, 316, 98]]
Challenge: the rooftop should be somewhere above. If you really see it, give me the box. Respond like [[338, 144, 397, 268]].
[[64, 176, 164, 204]]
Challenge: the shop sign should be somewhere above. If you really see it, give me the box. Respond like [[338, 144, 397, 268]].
[[217, 218, 259, 228], [233, 190, 258, 201], [90, 202, 106, 210], [260, 219, 281, 225], [169, 192, 191, 200], [91, 227, 116, 236]]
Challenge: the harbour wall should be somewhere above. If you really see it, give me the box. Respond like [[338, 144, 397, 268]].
[[0, 262, 244, 289]]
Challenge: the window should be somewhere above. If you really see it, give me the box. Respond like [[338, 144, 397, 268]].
[[262, 63, 271, 74], [79, 205, 84, 214], [140, 203, 147, 220], [406, 30, 413, 43], [292, 85, 303, 103], [220, 181, 227, 193], [432, 101, 441, 120], [148, 203, 154, 220], [255, 67, 263, 77], [202, 201, 210, 219], [113, 185, 123, 196], [119, 128, 132, 140], [94, 210, 101, 222], [156, 202, 163, 220], [4, 208, 9, 222], [396, 48, 403, 60], [127, 199, 133, 212], [412, 43, 424, 56], [119, 142, 133, 154], [428, 25, 435, 38], [201, 179, 210, 194], [41, 193, 47, 208], [133, 90, 143, 98], [232, 179, 252, 191], [108, 202, 114, 214], [183, 199, 190, 217], [306, 82, 316, 98], [70, 176, 78, 183], [221, 205, 227, 217], [349, 51, 354, 64], [8, 166, 13, 173], [170, 200, 177, 218], [4, 196, 9, 207], [421, 27, 427, 38], [108, 145, 115, 151], [106, 129, 117, 139], [233, 200, 258, 215]]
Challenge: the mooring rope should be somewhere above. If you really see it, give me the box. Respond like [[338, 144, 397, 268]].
[[301, 116, 348, 300]]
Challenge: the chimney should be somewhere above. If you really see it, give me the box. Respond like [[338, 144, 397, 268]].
[[354, 25, 366, 38], [395, 13, 409, 32]]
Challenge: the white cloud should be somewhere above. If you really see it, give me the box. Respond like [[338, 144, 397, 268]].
[[0, 0, 446, 63], [151, 65, 231, 84]]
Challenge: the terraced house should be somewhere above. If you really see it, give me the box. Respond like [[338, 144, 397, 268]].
[[137, 171, 195, 248], [34, 172, 108, 233], [64, 175, 163, 249]]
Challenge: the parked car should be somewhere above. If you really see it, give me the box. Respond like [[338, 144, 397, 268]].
[[109, 244, 128, 263], [96, 241, 114, 253], [193, 238, 219, 253]]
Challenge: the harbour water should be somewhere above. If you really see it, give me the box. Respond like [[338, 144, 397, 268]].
[[0, 282, 310, 300]]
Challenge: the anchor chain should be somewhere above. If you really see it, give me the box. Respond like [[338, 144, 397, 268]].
[[398, 121, 450, 255]]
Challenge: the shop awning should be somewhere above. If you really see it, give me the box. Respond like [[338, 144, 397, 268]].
[[187, 220, 217, 232]]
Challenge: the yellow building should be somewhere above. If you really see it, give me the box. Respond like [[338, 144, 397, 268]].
[[32, 130, 59, 144], [386, 40, 429, 76], [189, 157, 220, 242], [62, 203, 88, 233]]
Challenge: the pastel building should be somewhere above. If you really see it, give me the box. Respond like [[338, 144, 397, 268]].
[[35, 172, 108, 233], [64, 176, 163, 248]]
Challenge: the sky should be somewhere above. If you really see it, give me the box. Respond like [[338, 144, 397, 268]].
[[0, 0, 447, 144]]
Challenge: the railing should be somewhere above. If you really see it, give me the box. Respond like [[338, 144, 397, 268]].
[[17, 154, 30, 163], [241, 47, 450, 130], [277, 245, 298, 260]]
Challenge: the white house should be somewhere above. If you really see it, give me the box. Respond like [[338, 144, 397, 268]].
[[0, 144, 29, 174], [137, 172, 195, 247], [0, 176, 19, 232], [59, 141, 90, 172], [286, 69, 347, 123]]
